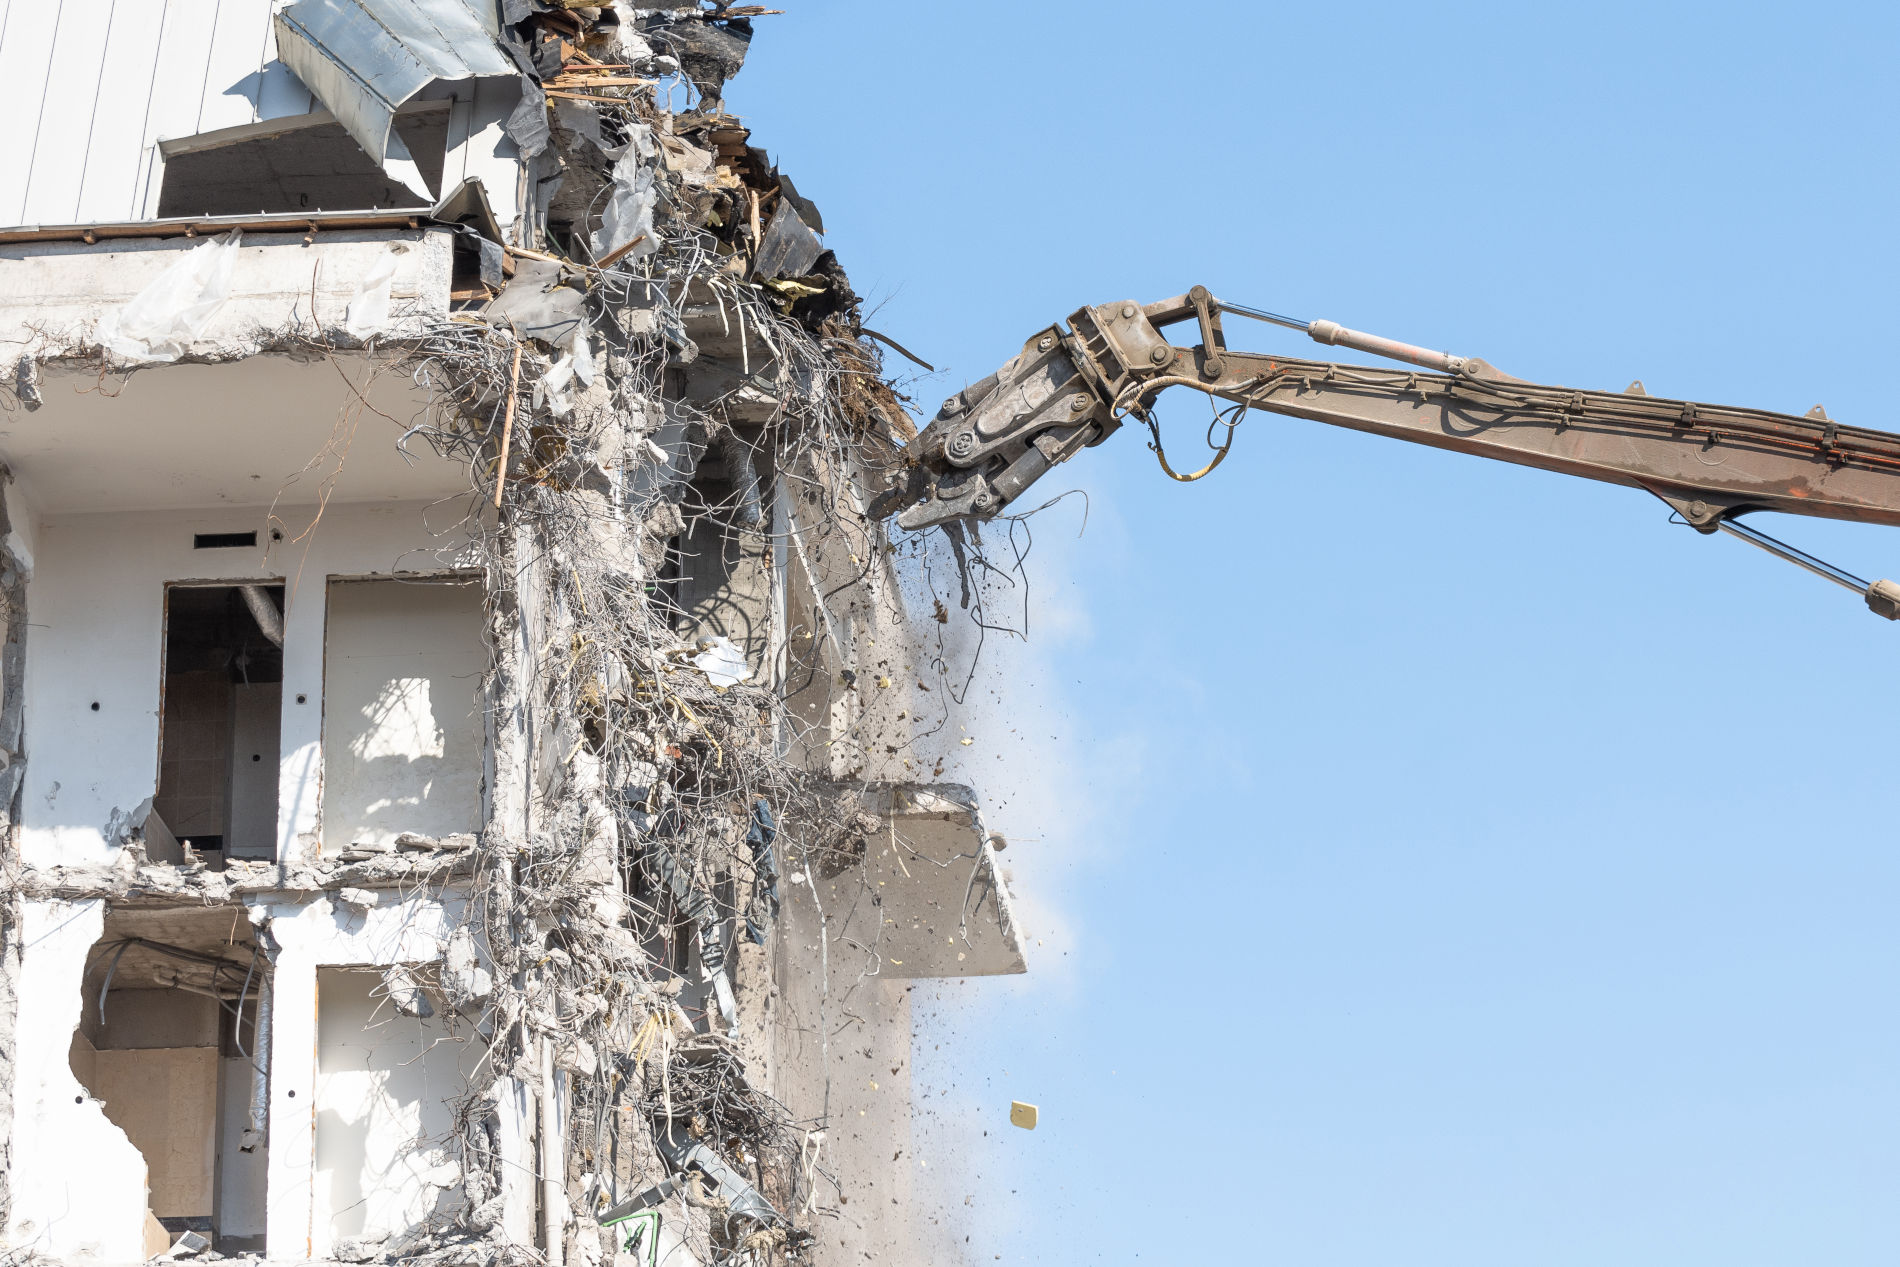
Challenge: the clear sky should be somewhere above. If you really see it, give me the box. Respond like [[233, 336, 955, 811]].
[[734, 4, 1900, 1262]]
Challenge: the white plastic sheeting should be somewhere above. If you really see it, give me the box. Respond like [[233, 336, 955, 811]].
[[589, 125, 659, 264], [691, 635, 751, 688], [531, 327, 595, 418], [94, 230, 244, 363], [344, 241, 409, 338]]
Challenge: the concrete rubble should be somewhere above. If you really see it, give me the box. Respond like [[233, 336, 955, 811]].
[[0, 4, 1024, 1265]]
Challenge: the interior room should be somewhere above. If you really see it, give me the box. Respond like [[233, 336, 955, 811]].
[[152, 584, 285, 865], [70, 905, 272, 1255]]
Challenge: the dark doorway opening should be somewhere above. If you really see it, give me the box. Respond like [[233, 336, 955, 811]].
[[153, 585, 285, 865]]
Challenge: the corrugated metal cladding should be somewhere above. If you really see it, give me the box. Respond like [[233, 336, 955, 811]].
[[0, 0, 315, 227], [0, 0, 519, 230], [274, 0, 518, 199]]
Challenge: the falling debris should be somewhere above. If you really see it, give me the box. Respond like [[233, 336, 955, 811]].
[[1010, 1101, 1039, 1130]]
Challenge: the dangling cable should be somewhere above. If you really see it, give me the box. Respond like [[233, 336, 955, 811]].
[[1115, 376, 1259, 483], [1143, 413, 1236, 482]]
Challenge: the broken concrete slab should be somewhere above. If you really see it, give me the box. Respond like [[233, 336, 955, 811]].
[[817, 783, 1027, 979]]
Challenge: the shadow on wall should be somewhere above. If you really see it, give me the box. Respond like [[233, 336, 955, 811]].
[[320, 579, 486, 855], [343, 676, 459, 839], [313, 968, 481, 1253]]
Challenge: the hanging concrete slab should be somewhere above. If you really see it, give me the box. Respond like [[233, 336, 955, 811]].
[[819, 783, 1027, 979]]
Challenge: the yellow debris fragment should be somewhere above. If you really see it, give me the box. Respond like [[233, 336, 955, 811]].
[[1009, 1101, 1038, 1130]]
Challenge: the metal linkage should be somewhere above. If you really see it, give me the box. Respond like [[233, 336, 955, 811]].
[[1216, 300, 1311, 333], [1713, 517, 1900, 619], [1716, 518, 1868, 593]]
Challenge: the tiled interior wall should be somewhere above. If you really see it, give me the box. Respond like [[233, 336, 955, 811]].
[[226, 682, 281, 859], [155, 669, 234, 842]]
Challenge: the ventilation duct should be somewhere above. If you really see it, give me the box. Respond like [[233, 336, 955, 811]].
[[239, 585, 285, 648]]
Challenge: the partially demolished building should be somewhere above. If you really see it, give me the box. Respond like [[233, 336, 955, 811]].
[[0, 4, 1022, 1265]]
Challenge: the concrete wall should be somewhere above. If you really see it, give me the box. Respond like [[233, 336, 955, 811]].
[[0, 230, 456, 364], [5, 899, 150, 1262], [768, 887, 917, 1267], [18, 501, 481, 868], [320, 579, 486, 854], [252, 889, 517, 1261]]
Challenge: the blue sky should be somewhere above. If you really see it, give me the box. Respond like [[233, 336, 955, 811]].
[[735, 4, 1900, 1262]]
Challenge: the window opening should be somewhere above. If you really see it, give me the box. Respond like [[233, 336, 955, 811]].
[[312, 967, 483, 1255], [667, 428, 773, 653]]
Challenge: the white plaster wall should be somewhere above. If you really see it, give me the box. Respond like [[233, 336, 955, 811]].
[[18, 501, 480, 868], [5, 898, 150, 1263], [321, 579, 486, 853], [253, 890, 474, 1261], [312, 969, 483, 1253]]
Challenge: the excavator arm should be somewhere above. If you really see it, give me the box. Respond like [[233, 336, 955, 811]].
[[872, 287, 1900, 619]]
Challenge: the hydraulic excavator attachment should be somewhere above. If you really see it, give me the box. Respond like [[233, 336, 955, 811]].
[[870, 286, 1900, 620]]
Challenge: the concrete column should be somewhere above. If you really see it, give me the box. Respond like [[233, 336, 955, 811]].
[[261, 932, 317, 1259], [496, 1077, 538, 1245], [276, 575, 328, 864]]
